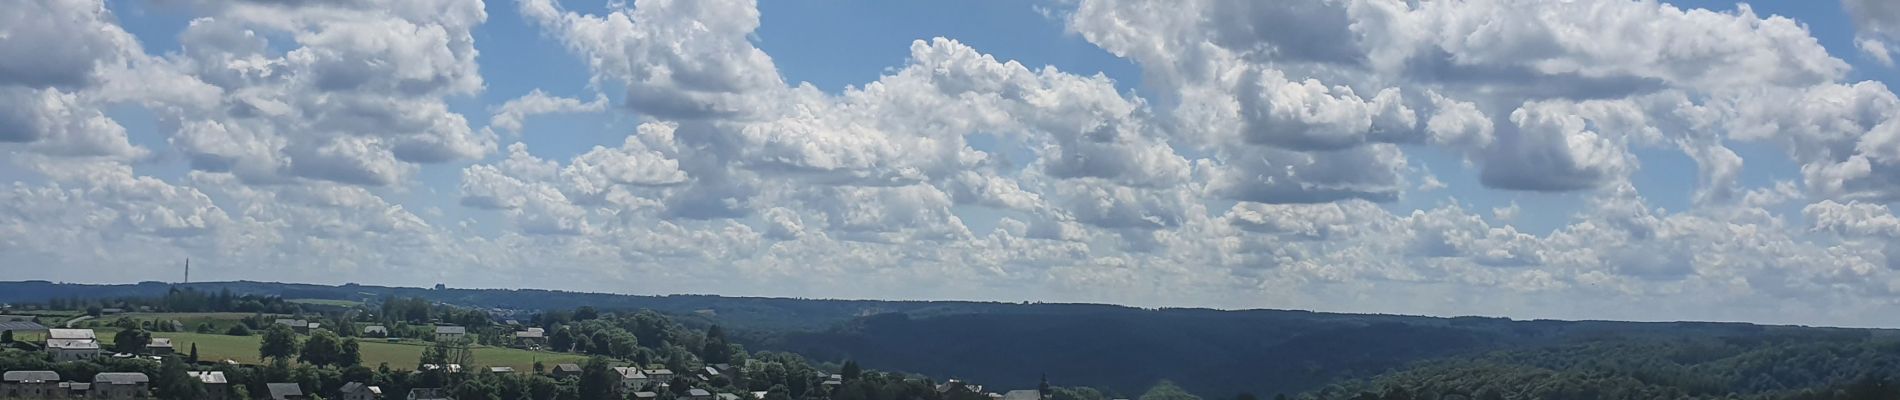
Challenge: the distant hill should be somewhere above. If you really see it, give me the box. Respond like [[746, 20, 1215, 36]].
[[3, 280, 1890, 397]]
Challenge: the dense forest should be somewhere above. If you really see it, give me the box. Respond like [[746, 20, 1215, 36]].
[[1294, 333, 1900, 399], [7, 281, 1900, 399]]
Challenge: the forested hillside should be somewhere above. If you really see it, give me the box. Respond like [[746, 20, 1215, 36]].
[[762, 309, 1875, 397], [1295, 332, 1900, 399]]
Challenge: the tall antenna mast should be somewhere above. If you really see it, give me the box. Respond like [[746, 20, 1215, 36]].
[[184, 258, 190, 285]]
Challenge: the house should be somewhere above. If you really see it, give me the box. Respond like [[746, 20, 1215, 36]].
[[645, 368, 675, 383], [363, 325, 388, 337], [266, 382, 307, 400], [633, 391, 660, 400], [147, 337, 174, 356], [92, 372, 149, 399], [1003, 390, 1044, 400], [46, 328, 101, 361], [433, 325, 467, 342], [684, 388, 717, 400], [339, 381, 381, 400], [307, 322, 322, 332], [2, 370, 60, 399], [937, 380, 982, 394], [751, 391, 768, 399], [409, 388, 452, 400], [553, 363, 583, 379], [514, 327, 546, 347], [490, 366, 516, 374], [719, 393, 743, 400], [613, 366, 650, 392], [0, 320, 47, 341], [188, 371, 228, 400]]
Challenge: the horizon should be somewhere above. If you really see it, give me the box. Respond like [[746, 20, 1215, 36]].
[[8, 279, 1893, 331], [10, 0, 1900, 330]]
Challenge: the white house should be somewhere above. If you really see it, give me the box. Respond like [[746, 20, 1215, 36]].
[[46, 329, 100, 362], [433, 326, 467, 342], [189, 371, 228, 400]]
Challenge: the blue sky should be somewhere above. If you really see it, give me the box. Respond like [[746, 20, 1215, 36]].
[[12, 0, 1900, 327]]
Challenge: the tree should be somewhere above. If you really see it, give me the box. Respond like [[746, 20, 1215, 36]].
[[153, 356, 206, 400], [1138, 381, 1200, 400], [703, 325, 733, 364], [301, 330, 344, 367], [589, 331, 614, 356], [188, 344, 200, 364], [574, 306, 599, 321], [112, 328, 151, 354], [550, 327, 574, 352], [341, 338, 362, 367], [1234, 393, 1257, 400], [226, 324, 252, 336], [260, 324, 299, 362], [577, 357, 618, 400], [1, 330, 12, 344], [1039, 374, 1051, 398], [842, 360, 862, 381]]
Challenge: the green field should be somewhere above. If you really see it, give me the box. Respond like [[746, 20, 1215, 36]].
[[143, 331, 591, 371], [286, 299, 364, 307]]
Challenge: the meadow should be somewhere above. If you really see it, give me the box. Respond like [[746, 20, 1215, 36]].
[[102, 330, 592, 371]]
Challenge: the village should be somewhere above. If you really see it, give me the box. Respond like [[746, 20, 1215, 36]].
[[0, 296, 1049, 400]]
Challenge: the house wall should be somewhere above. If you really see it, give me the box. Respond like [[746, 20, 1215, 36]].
[[92, 383, 148, 399], [2, 381, 61, 399]]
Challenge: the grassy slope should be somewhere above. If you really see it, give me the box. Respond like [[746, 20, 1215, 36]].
[[117, 331, 591, 371]]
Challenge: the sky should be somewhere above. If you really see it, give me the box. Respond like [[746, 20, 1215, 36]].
[[10, 0, 1900, 328]]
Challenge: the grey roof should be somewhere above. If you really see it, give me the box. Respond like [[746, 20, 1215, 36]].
[[689, 389, 713, 396], [490, 367, 516, 373], [48, 329, 95, 339], [94, 373, 149, 385], [268, 382, 304, 398], [363, 325, 387, 333], [340, 382, 371, 393], [4, 371, 59, 382], [1003, 390, 1042, 400], [555, 363, 583, 372], [435, 325, 466, 334], [188, 371, 226, 384], [0, 321, 48, 331], [48, 339, 99, 350], [719, 393, 743, 400], [274, 319, 306, 327], [647, 369, 674, 375], [634, 392, 660, 399], [148, 338, 174, 347]]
